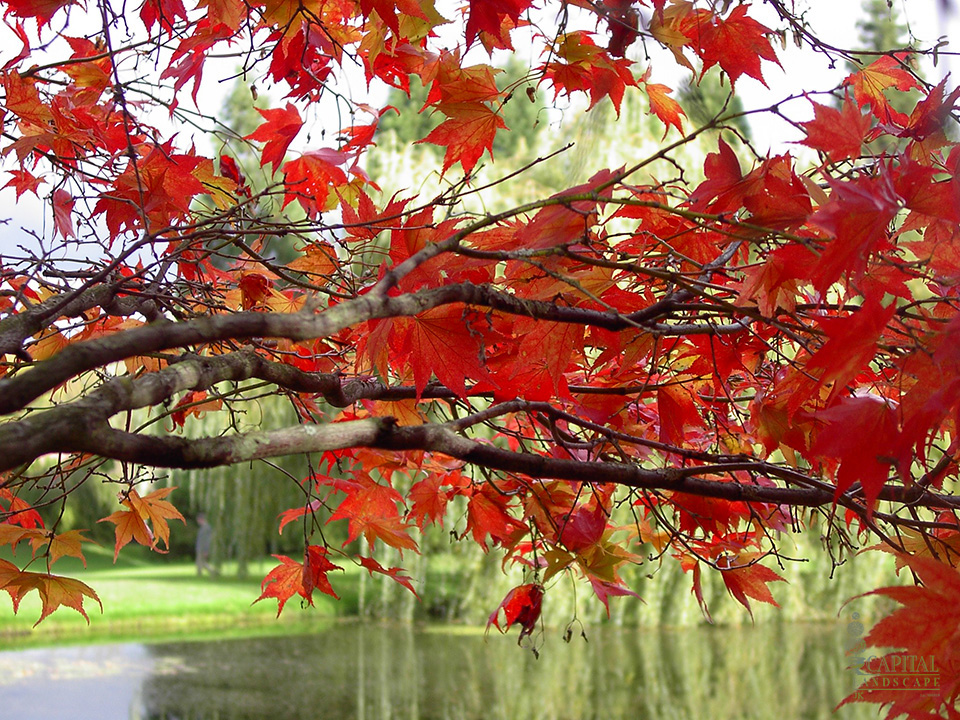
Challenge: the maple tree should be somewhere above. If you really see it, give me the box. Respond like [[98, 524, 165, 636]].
[[0, 0, 959, 716]]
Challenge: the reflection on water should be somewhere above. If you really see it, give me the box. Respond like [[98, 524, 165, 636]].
[[0, 621, 878, 719]]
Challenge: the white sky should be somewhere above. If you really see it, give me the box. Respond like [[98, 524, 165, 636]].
[[0, 0, 956, 259]]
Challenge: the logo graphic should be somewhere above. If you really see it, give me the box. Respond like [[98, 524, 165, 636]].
[[846, 612, 940, 700]]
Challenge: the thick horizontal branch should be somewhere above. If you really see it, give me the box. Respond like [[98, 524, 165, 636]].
[[0, 282, 749, 416], [4, 379, 959, 513], [0, 282, 160, 358], [67, 420, 960, 510], [5, 347, 759, 471]]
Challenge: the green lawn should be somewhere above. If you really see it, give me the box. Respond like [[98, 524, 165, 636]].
[[0, 544, 348, 649]]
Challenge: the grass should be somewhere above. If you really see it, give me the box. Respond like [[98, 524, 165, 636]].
[[0, 544, 349, 650]]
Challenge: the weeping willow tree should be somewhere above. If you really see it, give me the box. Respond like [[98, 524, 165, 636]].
[[165, 392, 322, 577]]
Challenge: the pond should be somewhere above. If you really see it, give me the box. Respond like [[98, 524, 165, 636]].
[[0, 620, 881, 719]]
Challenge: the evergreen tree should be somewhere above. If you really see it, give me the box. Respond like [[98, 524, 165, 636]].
[[677, 71, 751, 141], [857, 0, 908, 53]]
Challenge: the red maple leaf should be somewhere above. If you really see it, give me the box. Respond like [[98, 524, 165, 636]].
[[464, 0, 533, 46], [302, 545, 341, 601], [558, 503, 607, 553], [400, 304, 494, 398], [4, 169, 44, 199], [245, 102, 303, 173], [806, 296, 896, 393], [490, 317, 583, 401], [358, 555, 419, 598], [542, 32, 637, 114], [52, 189, 75, 239], [4, 0, 75, 28], [844, 54, 922, 124], [588, 576, 640, 615], [465, 488, 525, 550], [281, 149, 350, 218], [809, 172, 900, 292], [690, 5, 781, 87], [1, 490, 44, 529], [603, 0, 640, 57], [839, 554, 960, 716], [899, 78, 960, 141], [254, 547, 342, 616], [328, 482, 419, 553], [689, 138, 744, 213], [812, 394, 902, 514], [418, 102, 506, 175], [238, 272, 273, 310], [800, 95, 871, 162], [278, 499, 322, 535], [140, 0, 188, 32], [254, 555, 305, 616], [657, 384, 705, 447], [717, 552, 786, 619], [486, 583, 544, 642], [407, 472, 450, 529]]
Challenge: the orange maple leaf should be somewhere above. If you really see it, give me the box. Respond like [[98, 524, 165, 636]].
[[644, 81, 685, 137], [99, 487, 185, 560], [287, 241, 338, 281], [0, 523, 44, 551], [0, 559, 20, 601], [20, 572, 102, 625], [0, 564, 102, 625], [197, 0, 245, 31], [169, 390, 222, 429], [29, 529, 97, 568]]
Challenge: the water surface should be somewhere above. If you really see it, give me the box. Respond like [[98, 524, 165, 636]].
[[0, 621, 880, 719]]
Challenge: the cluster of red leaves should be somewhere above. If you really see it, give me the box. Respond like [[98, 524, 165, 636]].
[[3, 2, 960, 718]]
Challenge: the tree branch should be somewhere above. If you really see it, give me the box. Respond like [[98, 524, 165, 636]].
[[0, 282, 749, 416]]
